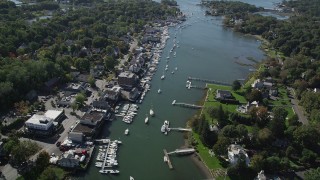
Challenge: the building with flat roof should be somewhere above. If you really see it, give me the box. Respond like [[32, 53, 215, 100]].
[[25, 110, 64, 135], [118, 71, 138, 90]]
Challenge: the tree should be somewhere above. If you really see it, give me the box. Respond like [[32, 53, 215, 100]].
[[247, 89, 263, 102], [250, 154, 264, 172], [293, 125, 319, 150], [255, 106, 269, 128], [232, 80, 241, 91], [88, 75, 96, 88], [257, 128, 274, 146], [71, 102, 78, 112], [36, 151, 50, 173], [75, 93, 86, 107], [269, 107, 287, 137], [264, 156, 281, 173], [305, 167, 320, 180], [38, 166, 65, 180], [213, 136, 231, 155]]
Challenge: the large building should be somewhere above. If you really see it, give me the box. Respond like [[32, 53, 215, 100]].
[[118, 71, 138, 90], [25, 110, 64, 135]]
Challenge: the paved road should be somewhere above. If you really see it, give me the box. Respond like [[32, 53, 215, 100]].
[[288, 87, 308, 124]]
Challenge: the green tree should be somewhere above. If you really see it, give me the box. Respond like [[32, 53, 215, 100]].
[[257, 128, 274, 146], [305, 167, 320, 180], [269, 107, 287, 137], [250, 154, 264, 172], [36, 151, 50, 173], [75, 93, 86, 107], [88, 75, 96, 88], [232, 80, 241, 91], [213, 136, 231, 156]]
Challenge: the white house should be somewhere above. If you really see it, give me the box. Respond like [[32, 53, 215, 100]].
[[228, 144, 250, 166]]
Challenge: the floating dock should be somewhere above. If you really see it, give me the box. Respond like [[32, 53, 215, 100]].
[[163, 149, 173, 169], [167, 148, 196, 155]]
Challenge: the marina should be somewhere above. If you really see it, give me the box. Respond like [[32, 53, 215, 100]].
[[96, 140, 121, 175], [82, 0, 266, 179]]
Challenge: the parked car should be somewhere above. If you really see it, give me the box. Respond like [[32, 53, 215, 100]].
[[56, 141, 61, 147]]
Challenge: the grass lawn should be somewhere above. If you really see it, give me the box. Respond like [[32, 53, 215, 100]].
[[193, 133, 230, 179], [269, 86, 295, 120]]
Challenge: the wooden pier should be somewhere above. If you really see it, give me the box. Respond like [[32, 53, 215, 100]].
[[188, 76, 231, 86], [169, 127, 192, 132], [163, 149, 173, 169], [172, 100, 203, 109]]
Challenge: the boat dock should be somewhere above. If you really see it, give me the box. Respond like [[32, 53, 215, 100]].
[[95, 139, 110, 144], [168, 127, 192, 132], [163, 149, 173, 169], [101, 142, 111, 170], [188, 76, 231, 86], [172, 100, 203, 109], [167, 148, 195, 155]]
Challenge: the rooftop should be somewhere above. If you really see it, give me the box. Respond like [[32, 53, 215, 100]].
[[118, 71, 135, 78], [72, 123, 94, 133], [26, 114, 52, 125], [81, 111, 104, 123], [44, 110, 63, 120]]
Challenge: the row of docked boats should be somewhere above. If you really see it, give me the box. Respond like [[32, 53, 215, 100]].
[[96, 140, 121, 174], [116, 104, 138, 124]]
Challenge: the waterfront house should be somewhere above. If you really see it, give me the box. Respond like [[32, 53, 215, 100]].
[[251, 79, 264, 90], [215, 90, 233, 101], [237, 101, 259, 114], [92, 100, 110, 110], [57, 153, 80, 168], [227, 144, 250, 166]]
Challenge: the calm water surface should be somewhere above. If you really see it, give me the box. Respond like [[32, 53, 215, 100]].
[[77, 0, 280, 179]]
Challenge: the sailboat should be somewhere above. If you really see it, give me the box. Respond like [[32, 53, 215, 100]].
[[145, 115, 149, 124], [161, 71, 165, 80], [124, 128, 129, 135], [149, 107, 155, 117]]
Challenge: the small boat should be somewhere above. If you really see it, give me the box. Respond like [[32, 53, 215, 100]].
[[157, 89, 161, 94], [110, 170, 120, 174], [145, 116, 149, 124], [164, 156, 168, 162], [150, 108, 155, 117], [161, 75, 165, 80], [130, 176, 134, 180], [171, 71, 174, 74], [175, 67, 178, 70], [124, 128, 129, 135], [166, 56, 170, 59]]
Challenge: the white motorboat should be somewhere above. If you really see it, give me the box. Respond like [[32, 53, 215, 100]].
[[175, 67, 178, 70], [161, 75, 165, 80], [130, 176, 134, 180], [165, 67, 168, 71], [150, 108, 155, 116], [161, 125, 166, 132], [145, 116, 149, 124], [157, 89, 161, 94], [166, 56, 170, 59], [124, 128, 129, 135], [110, 170, 120, 174], [171, 71, 174, 74]]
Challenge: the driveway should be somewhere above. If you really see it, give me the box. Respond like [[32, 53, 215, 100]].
[[288, 87, 308, 124]]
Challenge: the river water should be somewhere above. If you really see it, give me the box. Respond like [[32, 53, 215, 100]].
[[78, 0, 280, 179]]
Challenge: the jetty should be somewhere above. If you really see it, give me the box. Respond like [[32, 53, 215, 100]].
[[168, 127, 192, 132], [167, 148, 195, 155], [172, 100, 203, 109], [188, 76, 231, 86], [163, 149, 173, 169]]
